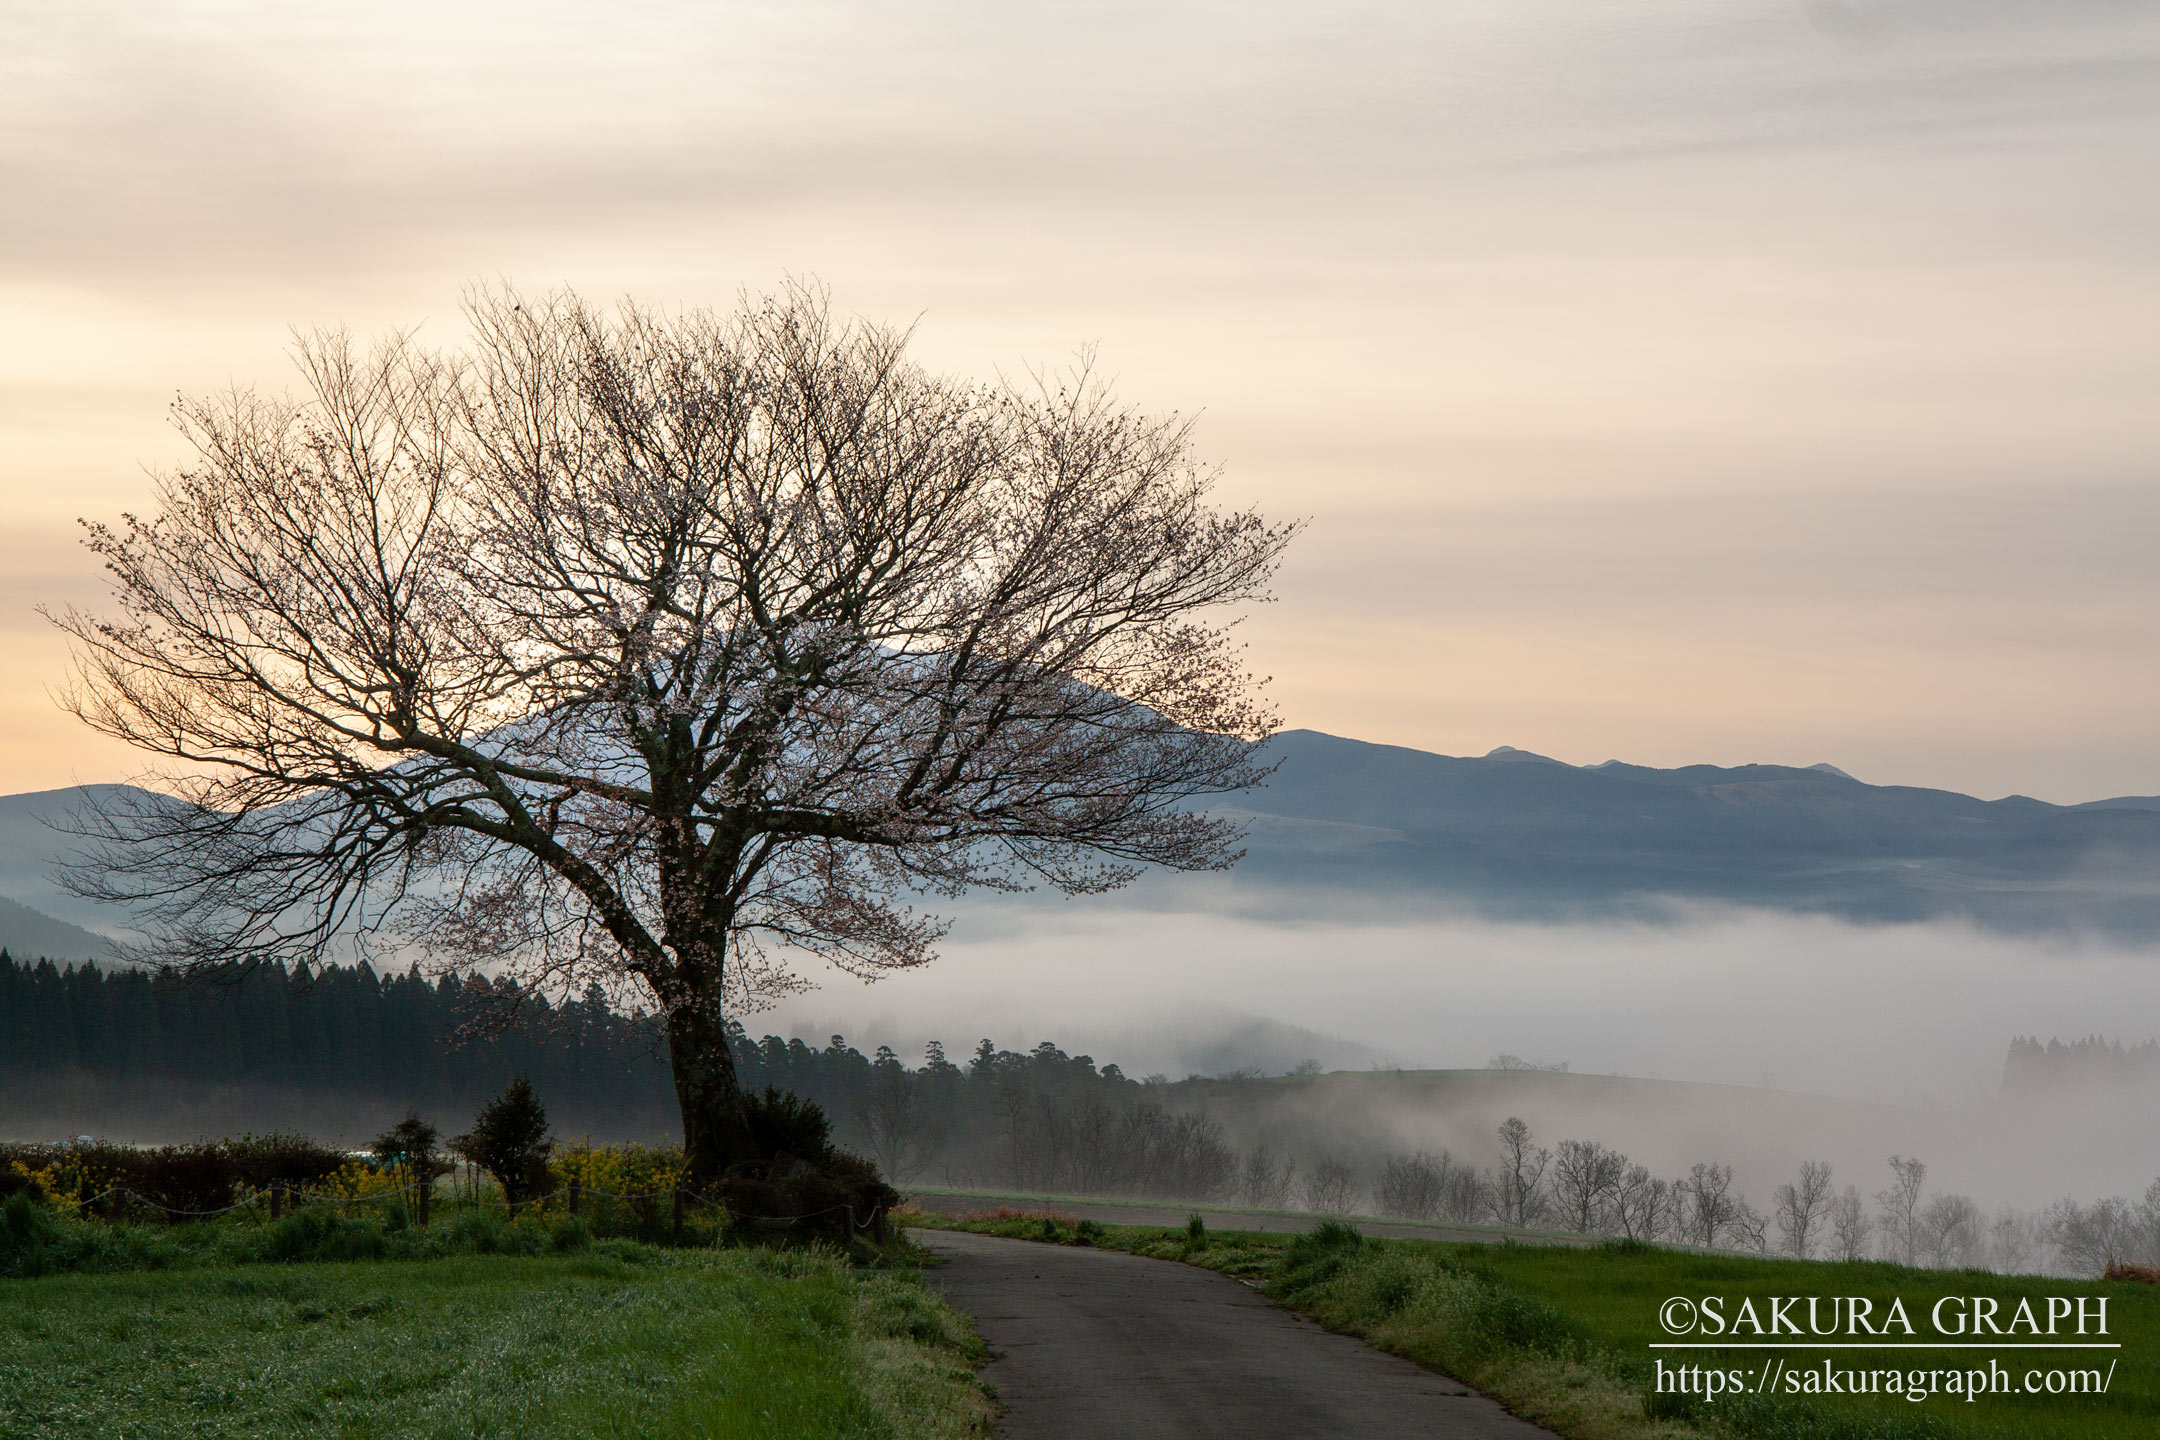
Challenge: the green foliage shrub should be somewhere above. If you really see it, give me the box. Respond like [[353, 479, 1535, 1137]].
[[745, 1086, 835, 1161], [370, 1109, 447, 1191], [721, 1089, 900, 1244], [0, 1192, 60, 1277], [456, 1076, 555, 1205]]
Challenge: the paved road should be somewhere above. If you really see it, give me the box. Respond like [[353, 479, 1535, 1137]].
[[918, 1229, 1557, 1439]]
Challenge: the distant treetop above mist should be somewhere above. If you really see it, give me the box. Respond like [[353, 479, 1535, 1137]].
[[2002, 1035, 2160, 1095]]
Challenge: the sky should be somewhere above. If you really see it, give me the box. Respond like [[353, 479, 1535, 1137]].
[[4, 0, 2159, 803]]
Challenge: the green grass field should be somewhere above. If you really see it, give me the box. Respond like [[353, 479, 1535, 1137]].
[[0, 1245, 991, 1440], [1466, 1241, 2152, 1439], [911, 1209, 2156, 1440]]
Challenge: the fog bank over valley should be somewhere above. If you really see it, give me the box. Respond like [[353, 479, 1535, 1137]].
[[782, 906, 2159, 1106], [769, 903, 2160, 1208]]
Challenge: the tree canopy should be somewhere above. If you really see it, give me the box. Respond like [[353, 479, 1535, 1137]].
[[50, 282, 1294, 1179]]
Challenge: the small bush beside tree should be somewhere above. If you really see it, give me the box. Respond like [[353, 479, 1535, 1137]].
[[455, 1077, 555, 1207], [722, 1088, 898, 1242]]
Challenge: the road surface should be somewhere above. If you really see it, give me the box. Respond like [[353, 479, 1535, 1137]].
[[918, 1228, 1558, 1439]]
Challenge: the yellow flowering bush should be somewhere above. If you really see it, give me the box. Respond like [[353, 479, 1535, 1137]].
[[540, 1140, 712, 1235], [38, 1152, 125, 1209], [6, 1160, 67, 1211], [318, 1158, 411, 1211], [552, 1140, 687, 1200]]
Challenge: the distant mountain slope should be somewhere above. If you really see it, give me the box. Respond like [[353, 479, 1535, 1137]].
[[1214, 731, 2160, 934], [0, 894, 114, 960], [0, 785, 156, 933], [3, 737, 2159, 941]]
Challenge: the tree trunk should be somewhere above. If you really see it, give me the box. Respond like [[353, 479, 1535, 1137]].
[[667, 992, 756, 1186]]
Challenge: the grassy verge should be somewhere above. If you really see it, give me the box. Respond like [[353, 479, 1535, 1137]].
[[904, 1184, 1531, 1234], [909, 1208, 2157, 1440], [902, 1184, 1568, 1247], [1, 1244, 992, 1439]]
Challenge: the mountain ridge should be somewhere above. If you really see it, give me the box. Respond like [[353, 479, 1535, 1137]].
[[4, 733, 2159, 944], [1209, 730, 2160, 934]]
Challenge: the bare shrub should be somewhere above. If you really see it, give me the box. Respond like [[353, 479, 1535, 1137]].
[[1493, 1117, 1548, 1228], [1376, 1151, 1453, 1221], [856, 1047, 941, 1184], [1678, 1162, 1745, 1249], [2048, 1195, 2139, 1276], [1241, 1144, 1297, 1209], [1876, 1155, 1927, 1266], [1066, 1094, 1123, 1196], [1828, 1185, 1873, 1262], [1988, 1207, 2044, 1275], [1437, 1162, 1489, 1223], [1301, 1155, 1361, 1215], [1731, 1198, 1771, 1253], [1919, 1193, 1984, 1269], [1615, 1164, 1674, 1242], [1773, 1160, 1835, 1259], [1551, 1139, 1626, 1235], [1117, 1098, 1237, 1202]]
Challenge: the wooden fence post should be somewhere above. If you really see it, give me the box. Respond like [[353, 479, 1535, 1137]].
[[110, 1184, 127, 1223], [270, 1182, 282, 1220], [416, 1173, 431, 1228], [567, 1179, 580, 1217], [672, 1186, 684, 1244]]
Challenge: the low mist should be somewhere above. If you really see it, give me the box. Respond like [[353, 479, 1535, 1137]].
[[766, 901, 2160, 1208], [777, 902, 2160, 1102]]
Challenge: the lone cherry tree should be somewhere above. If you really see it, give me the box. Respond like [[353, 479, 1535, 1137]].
[[49, 284, 1294, 1184]]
